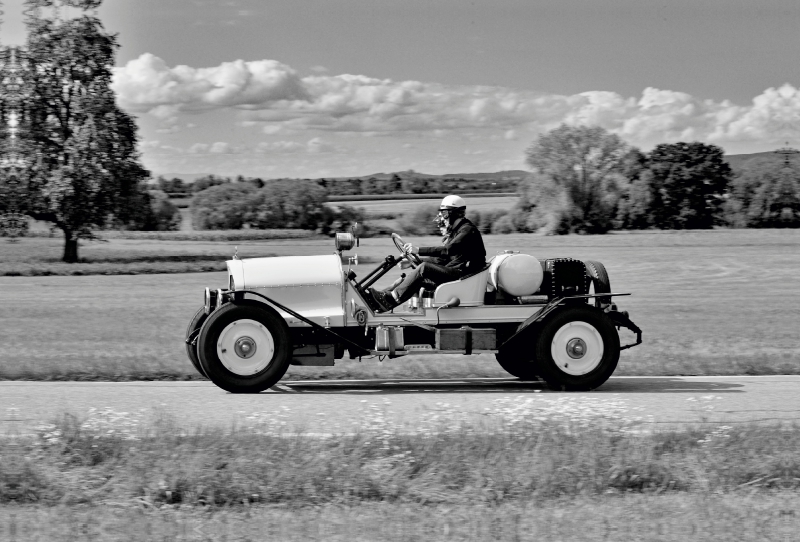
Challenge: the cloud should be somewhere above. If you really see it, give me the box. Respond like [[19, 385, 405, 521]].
[[114, 54, 800, 149], [255, 141, 305, 154], [307, 137, 336, 153], [254, 138, 338, 154], [112, 53, 308, 114], [189, 142, 240, 154]]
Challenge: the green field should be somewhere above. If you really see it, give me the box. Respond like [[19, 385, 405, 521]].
[[330, 195, 517, 217], [0, 228, 798, 380]]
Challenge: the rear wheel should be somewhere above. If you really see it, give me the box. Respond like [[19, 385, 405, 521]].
[[198, 303, 291, 393], [584, 260, 611, 307], [185, 307, 208, 378], [536, 306, 619, 391]]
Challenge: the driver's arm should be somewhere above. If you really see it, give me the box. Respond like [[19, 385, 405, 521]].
[[418, 224, 475, 259]]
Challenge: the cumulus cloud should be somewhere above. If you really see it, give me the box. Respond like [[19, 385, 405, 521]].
[[113, 53, 800, 148], [112, 53, 308, 114]]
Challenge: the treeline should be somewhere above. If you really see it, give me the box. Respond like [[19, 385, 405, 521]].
[[153, 173, 518, 197], [484, 125, 800, 235], [155, 124, 800, 236], [188, 180, 364, 235]]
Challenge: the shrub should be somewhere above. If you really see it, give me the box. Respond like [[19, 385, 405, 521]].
[[397, 205, 439, 235], [147, 190, 181, 231], [470, 209, 507, 234], [191, 183, 256, 230], [246, 180, 328, 230], [491, 214, 515, 234]]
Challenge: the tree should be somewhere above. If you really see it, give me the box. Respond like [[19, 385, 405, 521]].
[[614, 148, 655, 230], [192, 174, 229, 193], [246, 180, 328, 230], [644, 142, 732, 229], [725, 156, 800, 228], [191, 183, 256, 230], [9, 1, 150, 261], [521, 125, 631, 234], [147, 190, 182, 231], [157, 176, 186, 194]]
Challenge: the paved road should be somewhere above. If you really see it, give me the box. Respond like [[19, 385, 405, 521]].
[[2, 376, 798, 436]]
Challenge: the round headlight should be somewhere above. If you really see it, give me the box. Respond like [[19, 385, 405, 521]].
[[335, 232, 354, 251]]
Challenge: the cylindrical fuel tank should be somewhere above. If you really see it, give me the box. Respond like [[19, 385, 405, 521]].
[[489, 253, 544, 296]]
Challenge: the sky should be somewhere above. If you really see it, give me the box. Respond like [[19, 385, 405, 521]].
[[3, 0, 799, 178]]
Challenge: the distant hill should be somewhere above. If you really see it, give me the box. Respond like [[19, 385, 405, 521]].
[[724, 151, 785, 171]]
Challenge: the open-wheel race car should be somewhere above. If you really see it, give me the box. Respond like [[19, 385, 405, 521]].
[[185, 231, 642, 393]]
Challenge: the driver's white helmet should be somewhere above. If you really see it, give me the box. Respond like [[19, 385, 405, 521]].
[[439, 195, 466, 211]]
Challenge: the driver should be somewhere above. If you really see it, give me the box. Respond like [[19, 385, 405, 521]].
[[370, 195, 486, 312]]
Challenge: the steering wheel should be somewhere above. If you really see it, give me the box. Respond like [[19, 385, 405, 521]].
[[391, 233, 423, 269]]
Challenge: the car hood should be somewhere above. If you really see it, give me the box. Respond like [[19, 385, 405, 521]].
[[227, 254, 343, 290]]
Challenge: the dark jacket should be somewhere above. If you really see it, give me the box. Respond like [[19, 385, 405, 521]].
[[418, 217, 486, 273]]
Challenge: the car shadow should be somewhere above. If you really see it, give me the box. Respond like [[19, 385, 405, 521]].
[[272, 376, 745, 395], [596, 377, 745, 393]]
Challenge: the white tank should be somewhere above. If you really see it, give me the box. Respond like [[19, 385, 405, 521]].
[[489, 253, 544, 296]]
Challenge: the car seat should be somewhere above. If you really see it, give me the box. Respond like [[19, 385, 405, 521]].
[[432, 263, 492, 307]]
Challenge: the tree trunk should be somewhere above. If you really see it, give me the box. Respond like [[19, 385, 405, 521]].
[[63, 231, 78, 263]]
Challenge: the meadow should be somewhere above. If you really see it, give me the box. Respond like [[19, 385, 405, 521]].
[[0, 228, 798, 380], [329, 195, 518, 218]]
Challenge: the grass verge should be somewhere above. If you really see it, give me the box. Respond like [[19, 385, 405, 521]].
[[2, 495, 796, 541], [1, 408, 796, 529]]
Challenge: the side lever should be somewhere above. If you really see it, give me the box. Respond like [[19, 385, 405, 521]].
[[436, 297, 460, 325]]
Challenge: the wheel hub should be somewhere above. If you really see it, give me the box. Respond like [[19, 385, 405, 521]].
[[216, 319, 275, 376], [566, 338, 586, 359], [550, 321, 604, 376], [234, 337, 257, 359]]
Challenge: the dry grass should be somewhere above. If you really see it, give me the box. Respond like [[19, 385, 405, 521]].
[[0, 228, 798, 380]]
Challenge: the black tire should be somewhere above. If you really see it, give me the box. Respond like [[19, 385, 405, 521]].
[[584, 260, 611, 307], [185, 307, 209, 378], [535, 305, 619, 391], [495, 351, 539, 380], [198, 303, 291, 393]]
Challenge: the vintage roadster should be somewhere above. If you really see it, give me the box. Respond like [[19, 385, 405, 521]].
[[185, 232, 642, 393]]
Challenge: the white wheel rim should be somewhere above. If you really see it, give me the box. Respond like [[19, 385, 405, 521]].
[[217, 319, 275, 376], [551, 320, 604, 376]]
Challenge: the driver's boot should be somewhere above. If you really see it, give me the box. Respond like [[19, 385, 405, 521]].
[[369, 289, 399, 313]]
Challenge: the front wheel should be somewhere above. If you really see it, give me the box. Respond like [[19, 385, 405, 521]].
[[535, 306, 619, 391], [495, 351, 539, 381], [198, 303, 291, 393], [185, 307, 209, 378]]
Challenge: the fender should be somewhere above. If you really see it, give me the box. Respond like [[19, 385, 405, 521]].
[[499, 292, 633, 352]]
